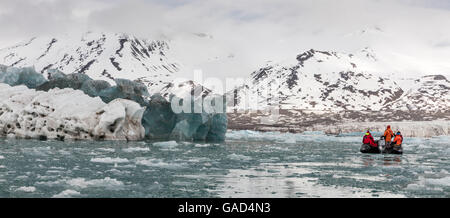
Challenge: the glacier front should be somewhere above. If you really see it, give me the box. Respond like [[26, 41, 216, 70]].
[[0, 66, 228, 142], [0, 84, 145, 141]]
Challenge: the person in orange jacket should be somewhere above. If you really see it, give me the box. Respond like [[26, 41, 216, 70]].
[[383, 125, 394, 147], [393, 131, 403, 146]]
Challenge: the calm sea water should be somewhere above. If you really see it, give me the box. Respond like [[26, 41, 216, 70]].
[[0, 131, 448, 198]]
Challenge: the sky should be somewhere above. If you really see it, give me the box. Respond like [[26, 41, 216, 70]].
[[1, 0, 450, 80]]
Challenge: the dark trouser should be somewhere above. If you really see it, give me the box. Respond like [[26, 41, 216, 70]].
[[385, 141, 392, 148]]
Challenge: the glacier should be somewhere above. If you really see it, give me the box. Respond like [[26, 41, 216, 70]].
[[0, 65, 228, 142], [0, 84, 145, 141]]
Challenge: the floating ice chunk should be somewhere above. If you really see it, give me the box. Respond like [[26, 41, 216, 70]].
[[135, 158, 186, 169], [405, 183, 423, 191], [194, 144, 211, 148], [122, 147, 150, 153], [66, 177, 124, 189], [90, 157, 129, 164], [426, 177, 450, 187], [406, 175, 450, 192], [0, 155, 4, 159], [16, 186, 36, 192], [227, 153, 252, 161], [153, 141, 178, 147], [97, 148, 115, 152], [52, 189, 81, 198]]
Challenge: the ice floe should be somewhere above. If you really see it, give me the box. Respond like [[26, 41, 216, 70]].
[[90, 157, 129, 164], [52, 189, 82, 198], [66, 177, 124, 189], [16, 186, 36, 192], [122, 147, 150, 153]]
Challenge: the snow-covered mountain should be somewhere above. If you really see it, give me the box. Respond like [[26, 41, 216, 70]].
[[0, 32, 182, 94], [1, 31, 448, 113], [229, 49, 403, 111], [387, 75, 450, 112], [228, 49, 449, 112]]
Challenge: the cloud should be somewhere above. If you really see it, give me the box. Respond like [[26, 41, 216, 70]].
[[0, 0, 111, 45], [1, 0, 450, 80]]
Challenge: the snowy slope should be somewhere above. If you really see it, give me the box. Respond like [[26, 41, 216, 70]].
[[229, 49, 406, 111], [0, 32, 181, 94], [387, 75, 450, 111]]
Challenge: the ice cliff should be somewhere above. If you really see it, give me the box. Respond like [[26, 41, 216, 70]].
[[0, 84, 145, 141], [0, 65, 228, 142]]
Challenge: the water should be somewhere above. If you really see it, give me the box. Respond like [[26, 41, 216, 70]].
[[0, 130, 448, 198]]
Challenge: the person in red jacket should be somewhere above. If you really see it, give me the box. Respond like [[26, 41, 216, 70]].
[[363, 131, 378, 147]]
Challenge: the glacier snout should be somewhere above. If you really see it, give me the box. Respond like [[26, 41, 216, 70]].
[[0, 84, 146, 141]]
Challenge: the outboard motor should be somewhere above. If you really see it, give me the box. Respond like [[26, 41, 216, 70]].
[[378, 138, 386, 153]]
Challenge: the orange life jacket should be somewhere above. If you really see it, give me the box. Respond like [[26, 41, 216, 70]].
[[384, 128, 394, 141], [393, 135, 403, 146]]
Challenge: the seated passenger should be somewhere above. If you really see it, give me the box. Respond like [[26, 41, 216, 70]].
[[363, 131, 378, 147], [393, 131, 403, 146]]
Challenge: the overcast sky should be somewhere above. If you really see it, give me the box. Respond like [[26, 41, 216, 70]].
[[1, 0, 450, 43], [1, 0, 450, 80]]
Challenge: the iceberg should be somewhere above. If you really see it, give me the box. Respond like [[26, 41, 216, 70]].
[[0, 66, 46, 89], [0, 84, 145, 141], [0, 66, 228, 142], [169, 95, 227, 142], [142, 94, 177, 139], [80, 80, 111, 98], [97, 80, 149, 106]]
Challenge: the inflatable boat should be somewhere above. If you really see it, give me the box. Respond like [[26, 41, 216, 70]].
[[360, 138, 403, 155]]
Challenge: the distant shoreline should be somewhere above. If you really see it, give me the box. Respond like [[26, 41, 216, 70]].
[[228, 110, 450, 138]]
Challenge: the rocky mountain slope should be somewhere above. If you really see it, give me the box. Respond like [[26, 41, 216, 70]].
[[228, 49, 449, 112], [386, 75, 450, 112]]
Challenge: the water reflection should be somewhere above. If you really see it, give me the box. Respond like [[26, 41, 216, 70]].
[[383, 156, 402, 166], [361, 155, 402, 167], [361, 155, 376, 167]]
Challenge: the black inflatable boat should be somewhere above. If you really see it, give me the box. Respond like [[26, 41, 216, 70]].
[[360, 139, 403, 155]]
